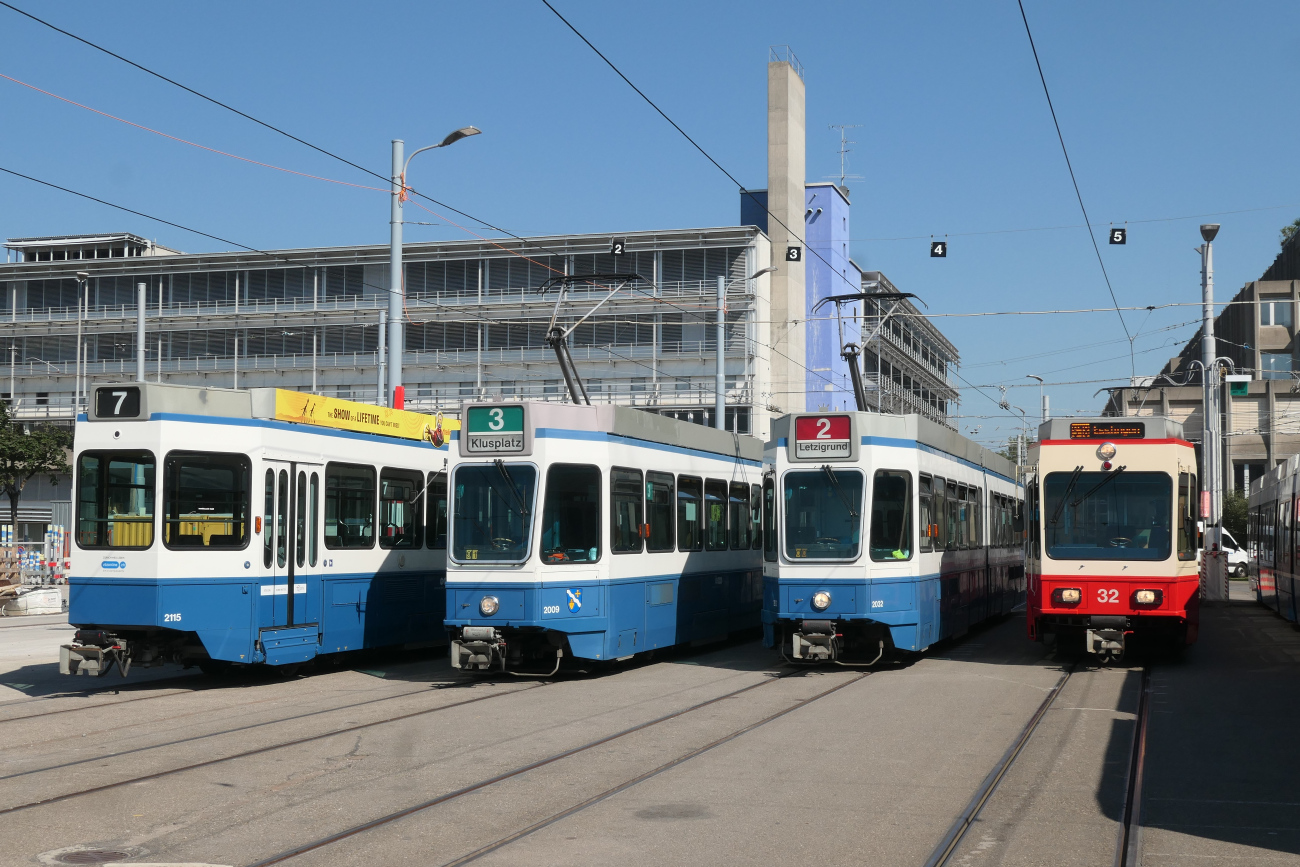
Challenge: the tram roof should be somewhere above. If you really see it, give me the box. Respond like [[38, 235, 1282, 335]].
[[1037, 417, 1185, 442]]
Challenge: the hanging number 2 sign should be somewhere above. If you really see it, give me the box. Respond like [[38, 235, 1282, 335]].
[[930, 241, 947, 258], [786, 246, 802, 261], [1109, 228, 1127, 245], [611, 238, 626, 256]]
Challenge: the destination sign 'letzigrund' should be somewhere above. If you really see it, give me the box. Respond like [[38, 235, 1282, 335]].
[[794, 415, 852, 458], [466, 405, 525, 452]]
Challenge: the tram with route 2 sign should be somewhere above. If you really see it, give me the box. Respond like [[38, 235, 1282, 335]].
[[761, 411, 1024, 663], [1026, 417, 1201, 660], [446, 401, 764, 673], [60, 382, 454, 677]]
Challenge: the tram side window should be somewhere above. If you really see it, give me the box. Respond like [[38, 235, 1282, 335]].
[[77, 451, 155, 549], [750, 484, 762, 551], [611, 467, 644, 554], [973, 487, 983, 548], [919, 475, 934, 553], [1177, 473, 1197, 561], [379, 468, 423, 550], [309, 472, 319, 566], [931, 476, 946, 552], [541, 464, 601, 563], [325, 463, 376, 549], [162, 452, 249, 550], [705, 479, 728, 551], [870, 470, 912, 561], [263, 470, 274, 567], [426, 473, 448, 550], [946, 481, 959, 549], [646, 471, 675, 552], [678, 476, 703, 552], [762, 476, 776, 562], [729, 482, 751, 550]]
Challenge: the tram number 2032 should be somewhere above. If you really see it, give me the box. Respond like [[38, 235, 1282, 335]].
[[1097, 588, 1120, 604]]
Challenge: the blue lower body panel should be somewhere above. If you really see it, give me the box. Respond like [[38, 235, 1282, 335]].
[[762, 566, 1026, 655], [447, 569, 762, 664], [68, 571, 447, 668]]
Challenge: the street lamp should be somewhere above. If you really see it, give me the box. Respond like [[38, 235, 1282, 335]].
[[1026, 374, 1045, 429], [1199, 223, 1224, 600], [75, 271, 88, 412], [388, 126, 481, 409]]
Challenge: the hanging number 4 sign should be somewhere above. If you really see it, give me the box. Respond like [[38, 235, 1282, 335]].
[[786, 246, 802, 262], [1110, 228, 1127, 245], [611, 238, 626, 256], [930, 241, 947, 258]]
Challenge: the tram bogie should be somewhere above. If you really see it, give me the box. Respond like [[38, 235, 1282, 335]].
[[762, 412, 1025, 663], [62, 382, 453, 676], [1026, 418, 1201, 660], [445, 401, 764, 672]]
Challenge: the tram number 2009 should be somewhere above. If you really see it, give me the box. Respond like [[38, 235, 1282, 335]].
[[543, 605, 561, 614], [1097, 588, 1119, 604]]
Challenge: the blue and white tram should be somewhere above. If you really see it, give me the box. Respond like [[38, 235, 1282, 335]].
[[61, 383, 452, 676], [447, 401, 764, 672], [1249, 456, 1298, 622], [761, 411, 1024, 662]]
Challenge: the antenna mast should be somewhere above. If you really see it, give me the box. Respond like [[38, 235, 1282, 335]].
[[828, 124, 863, 189]]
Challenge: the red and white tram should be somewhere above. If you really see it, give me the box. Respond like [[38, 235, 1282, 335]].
[[1026, 417, 1200, 659]]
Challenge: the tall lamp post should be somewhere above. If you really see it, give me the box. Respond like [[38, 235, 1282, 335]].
[[1026, 374, 1045, 431], [75, 271, 88, 412], [388, 127, 481, 409], [1199, 223, 1225, 600]]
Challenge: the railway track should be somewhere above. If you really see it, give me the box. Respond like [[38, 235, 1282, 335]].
[[922, 662, 1153, 867], [243, 668, 871, 867], [0, 679, 547, 816]]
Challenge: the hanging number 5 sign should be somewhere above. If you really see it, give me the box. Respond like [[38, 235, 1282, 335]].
[[930, 241, 947, 258], [786, 246, 802, 262], [1109, 228, 1127, 245]]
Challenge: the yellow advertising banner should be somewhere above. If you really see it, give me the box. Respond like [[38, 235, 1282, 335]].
[[272, 389, 458, 446]]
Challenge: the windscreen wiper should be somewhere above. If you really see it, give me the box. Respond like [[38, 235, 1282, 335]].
[[1049, 465, 1085, 525], [822, 465, 860, 518], [495, 459, 531, 516], [1071, 466, 1126, 508]]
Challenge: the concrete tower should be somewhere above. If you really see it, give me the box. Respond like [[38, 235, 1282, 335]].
[[766, 49, 806, 415]]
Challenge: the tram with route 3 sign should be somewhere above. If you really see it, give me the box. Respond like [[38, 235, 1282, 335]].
[[446, 401, 764, 673], [1026, 417, 1201, 660], [761, 411, 1024, 663], [60, 382, 455, 677]]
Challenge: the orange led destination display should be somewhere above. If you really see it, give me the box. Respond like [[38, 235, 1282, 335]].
[[1069, 422, 1145, 440]]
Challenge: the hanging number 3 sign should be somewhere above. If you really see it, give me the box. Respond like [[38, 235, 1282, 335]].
[[786, 246, 802, 262], [611, 238, 626, 256], [1109, 228, 1127, 245], [930, 241, 947, 258]]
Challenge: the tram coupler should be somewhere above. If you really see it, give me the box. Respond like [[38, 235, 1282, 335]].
[[791, 619, 839, 662], [1086, 615, 1127, 661], [60, 630, 132, 677], [451, 626, 505, 672]]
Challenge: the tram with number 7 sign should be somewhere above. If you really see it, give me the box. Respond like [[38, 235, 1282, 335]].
[[761, 410, 1024, 663], [1026, 417, 1201, 660]]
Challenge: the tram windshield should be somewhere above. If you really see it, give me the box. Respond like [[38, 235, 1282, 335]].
[[1044, 470, 1172, 561], [77, 451, 155, 549], [452, 462, 536, 562], [783, 468, 864, 560]]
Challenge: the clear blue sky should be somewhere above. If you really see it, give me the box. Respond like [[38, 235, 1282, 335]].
[[2, 1, 1297, 449]]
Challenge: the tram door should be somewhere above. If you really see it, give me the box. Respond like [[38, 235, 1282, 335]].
[[263, 461, 323, 628]]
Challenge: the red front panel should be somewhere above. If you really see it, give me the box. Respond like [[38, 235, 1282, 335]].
[[1028, 572, 1200, 641]]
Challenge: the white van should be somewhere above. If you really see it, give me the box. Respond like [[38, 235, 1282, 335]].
[[1220, 529, 1250, 578]]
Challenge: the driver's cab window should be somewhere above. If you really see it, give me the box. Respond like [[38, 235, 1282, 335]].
[[541, 464, 601, 563]]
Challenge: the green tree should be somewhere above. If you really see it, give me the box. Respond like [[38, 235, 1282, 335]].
[[1222, 489, 1248, 542], [0, 405, 73, 529], [1281, 217, 1300, 248]]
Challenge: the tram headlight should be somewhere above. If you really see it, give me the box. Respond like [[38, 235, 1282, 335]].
[[1053, 587, 1082, 605], [811, 590, 832, 611], [479, 595, 500, 616], [1133, 589, 1162, 606], [1096, 442, 1117, 461]]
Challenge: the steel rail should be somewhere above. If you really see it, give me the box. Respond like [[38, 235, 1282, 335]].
[[0, 681, 546, 817], [243, 668, 861, 867], [1115, 666, 1153, 867], [440, 672, 871, 867], [922, 663, 1076, 867]]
